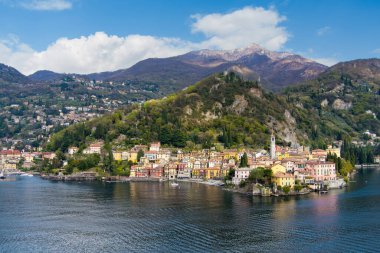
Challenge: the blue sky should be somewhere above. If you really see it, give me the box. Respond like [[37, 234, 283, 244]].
[[0, 0, 379, 74]]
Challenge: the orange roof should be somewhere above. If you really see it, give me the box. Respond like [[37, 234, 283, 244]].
[[273, 172, 294, 178]]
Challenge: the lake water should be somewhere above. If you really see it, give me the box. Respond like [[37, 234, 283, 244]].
[[1, 167, 380, 252]]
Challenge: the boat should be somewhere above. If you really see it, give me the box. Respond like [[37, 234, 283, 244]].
[[20, 173, 33, 177], [0, 170, 5, 179], [170, 182, 179, 187]]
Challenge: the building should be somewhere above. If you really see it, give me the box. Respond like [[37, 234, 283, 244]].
[[177, 167, 191, 179], [311, 149, 328, 161], [145, 151, 158, 162], [233, 167, 252, 185], [306, 161, 336, 182], [112, 151, 122, 161], [326, 145, 341, 158], [270, 134, 276, 160], [149, 142, 161, 152], [271, 164, 286, 175], [205, 167, 221, 179], [68, 146, 79, 155], [272, 172, 295, 188], [374, 155, 380, 164], [83, 142, 103, 154]]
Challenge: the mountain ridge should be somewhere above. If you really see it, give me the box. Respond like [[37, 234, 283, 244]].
[[25, 44, 327, 92]]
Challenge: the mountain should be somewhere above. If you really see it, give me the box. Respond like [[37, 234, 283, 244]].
[[46, 72, 337, 153], [178, 45, 327, 90], [97, 44, 327, 92], [0, 63, 30, 84], [285, 58, 380, 138], [29, 44, 327, 92], [29, 70, 65, 82]]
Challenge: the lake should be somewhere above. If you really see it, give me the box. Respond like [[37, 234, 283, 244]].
[[1, 167, 380, 252]]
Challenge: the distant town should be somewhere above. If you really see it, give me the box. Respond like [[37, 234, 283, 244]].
[[0, 76, 161, 150]]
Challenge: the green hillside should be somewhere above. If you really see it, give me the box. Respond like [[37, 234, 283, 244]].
[[46, 72, 345, 152], [284, 59, 380, 139]]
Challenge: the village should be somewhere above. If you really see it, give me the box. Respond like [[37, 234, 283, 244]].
[[3, 132, 378, 195]]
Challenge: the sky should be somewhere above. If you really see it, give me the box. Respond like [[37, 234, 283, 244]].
[[0, 0, 379, 75]]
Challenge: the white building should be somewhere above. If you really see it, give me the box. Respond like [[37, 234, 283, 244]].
[[232, 167, 253, 185]]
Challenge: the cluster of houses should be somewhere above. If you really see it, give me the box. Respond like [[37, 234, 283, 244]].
[[66, 134, 354, 190], [0, 149, 56, 173]]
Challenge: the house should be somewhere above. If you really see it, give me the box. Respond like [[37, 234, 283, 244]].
[[129, 151, 138, 163], [305, 161, 336, 182], [130, 165, 149, 178], [112, 151, 122, 161], [68, 146, 79, 155], [326, 145, 341, 158], [205, 167, 221, 179], [150, 166, 164, 178], [177, 167, 191, 179], [121, 151, 130, 161], [157, 150, 171, 162], [281, 159, 296, 173], [149, 142, 161, 152], [311, 149, 328, 161], [374, 155, 380, 164], [145, 151, 158, 162], [42, 152, 56, 160], [0, 150, 21, 159], [272, 172, 295, 188], [83, 142, 103, 154], [232, 167, 252, 185], [271, 164, 286, 175]]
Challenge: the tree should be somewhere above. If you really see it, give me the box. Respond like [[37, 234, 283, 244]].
[[102, 143, 114, 174], [239, 152, 248, 167], [248, 167, 264, 183], [137, 149, 144, 162], [283, 186, 290, 194]]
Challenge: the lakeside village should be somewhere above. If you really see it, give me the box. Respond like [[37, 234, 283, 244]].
[[2, 134, 379, 196]]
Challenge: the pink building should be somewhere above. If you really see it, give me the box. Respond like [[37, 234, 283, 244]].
[[306, 161, 336, 182]]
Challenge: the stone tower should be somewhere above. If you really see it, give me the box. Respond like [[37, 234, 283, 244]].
[[270, 133, 276, 160]]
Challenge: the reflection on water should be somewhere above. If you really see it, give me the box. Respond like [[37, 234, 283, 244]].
[[1, 168, 380, 252]]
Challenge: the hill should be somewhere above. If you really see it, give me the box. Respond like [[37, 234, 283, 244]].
[[284, 59, 380, 138], [28, 70, 66, 82], [46, 72, 340, 152], [0, 63, 30, 84]]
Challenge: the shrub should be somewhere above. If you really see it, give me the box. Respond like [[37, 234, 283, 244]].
[[283, 186, 291, 194], [239, 180, 247, 188]]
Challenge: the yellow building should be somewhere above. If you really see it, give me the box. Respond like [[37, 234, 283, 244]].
[[326, 147, 341, 158], [223, 149, 238, 160], [205, 167, 221, 179], [271, 164, 286, 174], [272, 172, 295, 188], [112, 151, 122, 161], [129, 151, 138, 163]]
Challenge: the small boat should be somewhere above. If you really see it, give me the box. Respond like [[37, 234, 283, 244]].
[[20, 173, 33, 177], [170, 182, 179, 187], [0, 170, 5, 179]]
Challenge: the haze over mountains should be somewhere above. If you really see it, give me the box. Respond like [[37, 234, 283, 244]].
[[21, 44, 328, 91]]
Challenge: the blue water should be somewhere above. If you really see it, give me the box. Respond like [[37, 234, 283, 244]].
[[1, 168, 380, 252]]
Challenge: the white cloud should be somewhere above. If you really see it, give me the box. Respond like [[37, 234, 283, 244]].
[[316, 26, 331, 36], [0, 6, 291, 74], [0, 32, 198, 75], [373, 48, 380, 54], [191, 6, 289, 51], [312, 57, 338, 67], [21, 0, 72, 10]]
